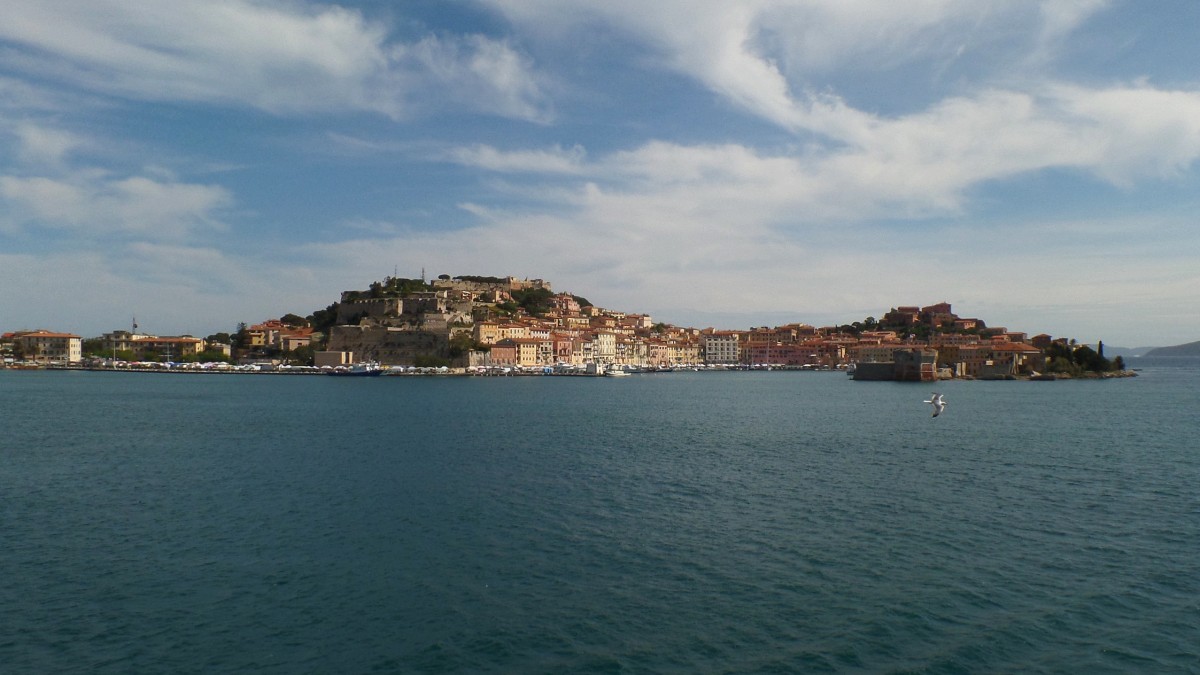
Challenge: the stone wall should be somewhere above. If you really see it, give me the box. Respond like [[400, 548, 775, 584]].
[[432, 276, 552, 293], [327, 325, 450, 365], [335, 298, 403, 324]]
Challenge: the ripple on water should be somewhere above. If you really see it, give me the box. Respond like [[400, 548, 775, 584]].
[[2, 370, 1198, 673]]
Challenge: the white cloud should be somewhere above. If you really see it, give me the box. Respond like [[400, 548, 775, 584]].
[[397, 34, 553, 122], [483, 0, 1110, 135], [11, 123, 85, 164], [1037, 0, 1111, 43], [1, 171, 231, 238], [1049, 84, 1200, 184], [450, 79, 1200, 222], [0, 0, 549, 121], [841, 83, 1200, 198], [448, 144, 586, 174]]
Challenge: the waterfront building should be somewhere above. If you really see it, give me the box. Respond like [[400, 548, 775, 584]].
[[852, 347, 937, 381], [489, 339, 519, 366], [511, 338, 547, 367], [591, 330, 617, 364], [101, 330, 203, 361], [11, 330, 83, 364], [702, 331, 741, 365], [136, 336, 203, 361]]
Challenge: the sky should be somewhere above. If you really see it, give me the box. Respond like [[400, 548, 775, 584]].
[[2, 0, 1199, 347]]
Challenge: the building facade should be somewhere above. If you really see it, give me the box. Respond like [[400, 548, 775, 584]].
[[12, 330, 83, 364]]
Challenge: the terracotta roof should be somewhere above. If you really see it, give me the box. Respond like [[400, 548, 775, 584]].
[[14, 330, 81, 339], [991, 342, 1042, 353]]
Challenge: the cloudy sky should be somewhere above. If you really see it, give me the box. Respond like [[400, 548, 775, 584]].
[[2, 0, 1198, 346]]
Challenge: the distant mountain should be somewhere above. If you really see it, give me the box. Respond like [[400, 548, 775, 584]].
[[1142, 341, 1200, 357], [1100, 345, 1160, 358]]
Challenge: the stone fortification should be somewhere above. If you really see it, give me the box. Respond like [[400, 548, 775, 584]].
[[335, 291, 466, 323], [326, 285, 477, 365], [335, 297, 402, 325], [326, 325, 449, 365], [403, 291, 451, 315], [432, 276, 551, 294]]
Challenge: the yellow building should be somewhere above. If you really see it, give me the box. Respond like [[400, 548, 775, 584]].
[[12, 330, 83, 364]]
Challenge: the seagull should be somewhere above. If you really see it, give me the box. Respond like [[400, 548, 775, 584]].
[[924, 392, 946, 417]]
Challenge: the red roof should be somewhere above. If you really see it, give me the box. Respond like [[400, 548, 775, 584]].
[[14, 330, 81, 339]]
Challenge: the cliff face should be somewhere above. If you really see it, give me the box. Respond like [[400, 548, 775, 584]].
[[1143, 340, 1200, 357]]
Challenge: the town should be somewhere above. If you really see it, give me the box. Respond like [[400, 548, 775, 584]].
[[2, 274, 1127, 380]]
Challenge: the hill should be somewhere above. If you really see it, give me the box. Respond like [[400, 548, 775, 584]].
[[1097, 345, 1159, 358], [1143, 340, 1200, 357]]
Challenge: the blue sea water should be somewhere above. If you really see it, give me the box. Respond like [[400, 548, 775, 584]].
[[2, 361, 1198, 674]]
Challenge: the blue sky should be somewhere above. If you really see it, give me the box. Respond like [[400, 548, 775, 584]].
[[2, 0, 1199, 346]]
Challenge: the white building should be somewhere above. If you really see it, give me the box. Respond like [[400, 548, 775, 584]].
[[702, 332, 741, 364]]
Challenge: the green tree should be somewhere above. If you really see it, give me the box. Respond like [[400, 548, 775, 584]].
[[1045, 341, 1073, 364], [232, 323, 250, 350], [1072, 345, 1111, 372], [81, 338, 106, 357], [510, 287, 555, 316], [909, 324, 932, 341], [308, 304, 338, 336], [280, 313, 308, 327], [284, 344, 316, 366], [448, 332, 479, 358]]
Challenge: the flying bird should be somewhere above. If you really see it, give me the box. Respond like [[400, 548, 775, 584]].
[[924, 392, 946, 417]]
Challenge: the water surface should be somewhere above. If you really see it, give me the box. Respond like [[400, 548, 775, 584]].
[[2, 365, 1197, 673]]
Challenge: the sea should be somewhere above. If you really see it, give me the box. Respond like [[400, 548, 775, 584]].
[[2, 358, 1198, 674]]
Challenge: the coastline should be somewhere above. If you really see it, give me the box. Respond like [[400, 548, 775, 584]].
[[3, 364, 1139, 379]]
